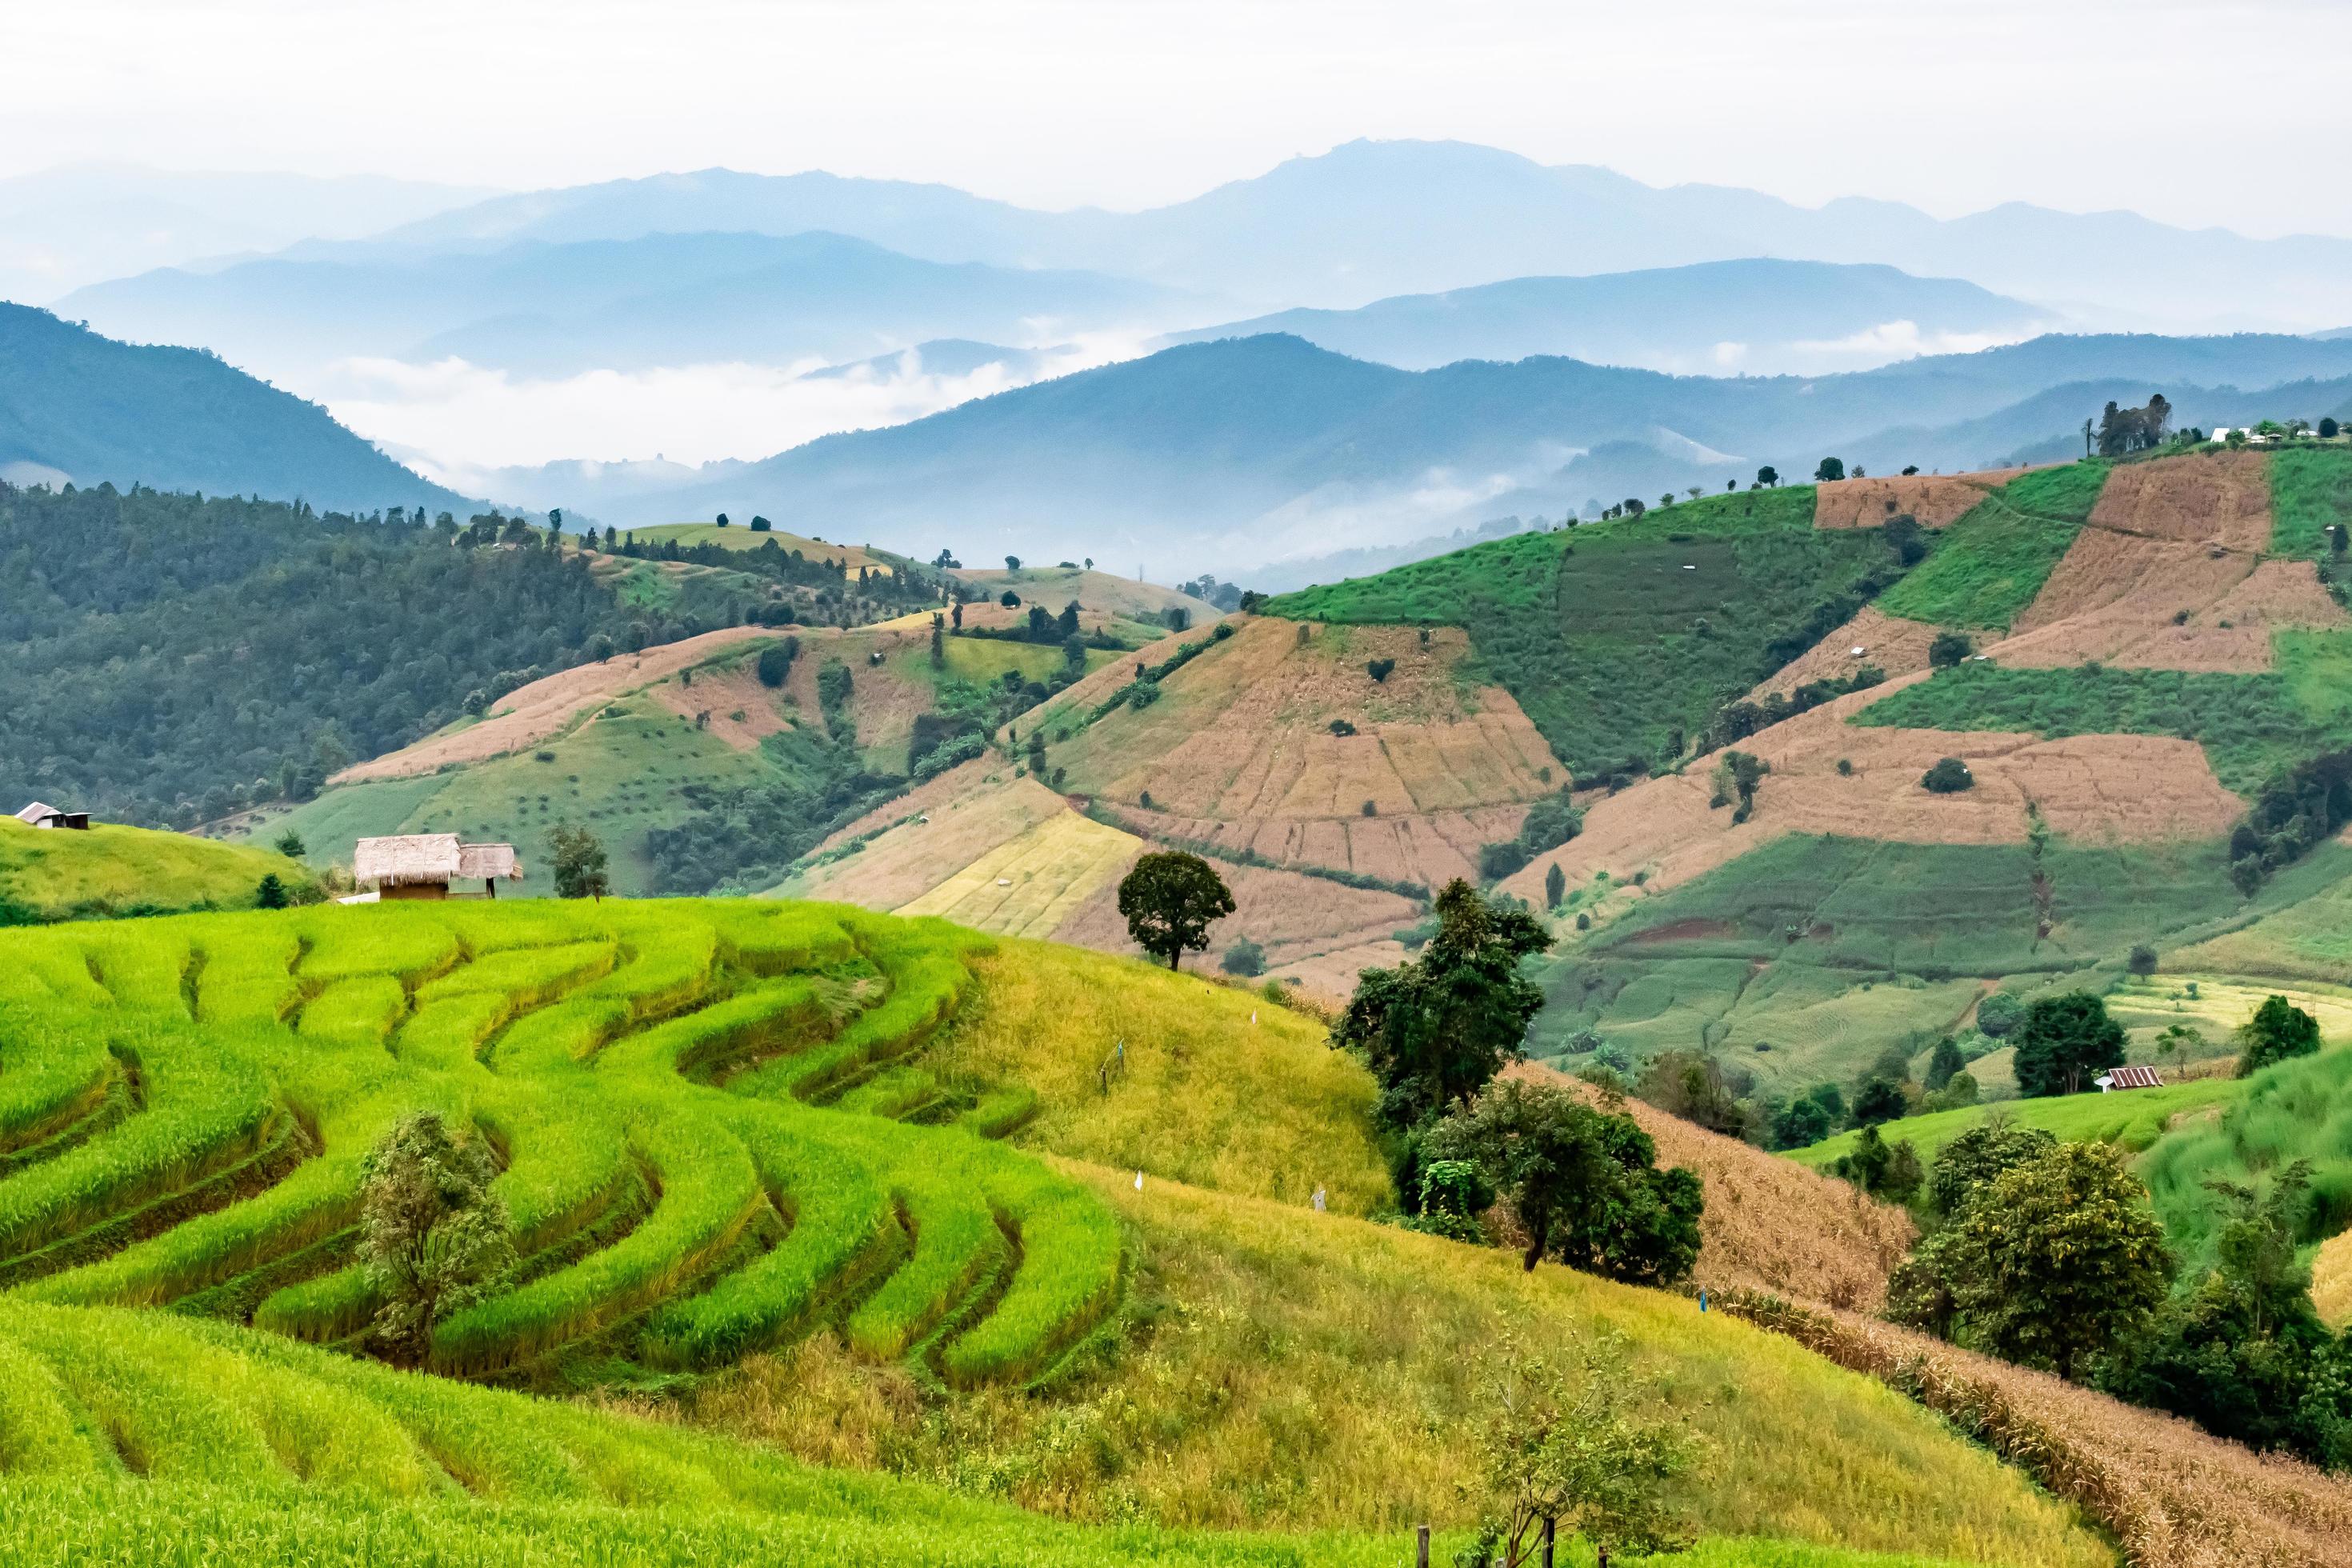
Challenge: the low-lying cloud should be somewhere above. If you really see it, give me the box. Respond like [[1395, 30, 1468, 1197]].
[[322, 337, 1150, 489]]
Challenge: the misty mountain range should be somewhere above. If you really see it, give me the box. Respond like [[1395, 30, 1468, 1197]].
[[550, 330, 2352, 571]]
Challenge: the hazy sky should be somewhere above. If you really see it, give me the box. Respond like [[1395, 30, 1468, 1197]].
[[10, 0, 2352, 239]]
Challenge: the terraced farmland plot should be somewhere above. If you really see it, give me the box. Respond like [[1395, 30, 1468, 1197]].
[[0, 900, 1121, 1386]]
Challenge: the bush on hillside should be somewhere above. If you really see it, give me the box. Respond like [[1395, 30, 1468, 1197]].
[[1922, 757, 1974, 793], [1117, 851, 1235, 970], [1975, 992, 2025, 1038], [1429, 1078, 1702, 1283], [1927, 630, 1975, 668], [1890, 1142, 2171, 1380], [2235, 994, 2322, 1076], [1219, 938, 1267, 978], [756, 638, 798, 688]]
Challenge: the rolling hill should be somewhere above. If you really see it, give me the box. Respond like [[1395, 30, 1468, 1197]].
[[61, 230, 1189, 382], [1168, 258, 2052, 375], [0, 818, 313, 924], [0, 304, 470, 511], [332, 141, 2352, 329], [582, 330, 2352, 570]]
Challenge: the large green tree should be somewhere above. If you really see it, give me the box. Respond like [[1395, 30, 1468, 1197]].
[[1890, 1141, 2170, 1378], [1115, 850, 1234, 970], [549, 822, 610, 901], [1332, 879, 1550, 1132], [1427, 1078, 1702, 1282], [2011, 990, 2126, 1097]]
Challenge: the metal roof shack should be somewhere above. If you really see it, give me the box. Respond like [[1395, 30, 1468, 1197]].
[[354, 834, 521, 900], [12, 802, 90, 830], [2095, 1065, 2166, 1092]]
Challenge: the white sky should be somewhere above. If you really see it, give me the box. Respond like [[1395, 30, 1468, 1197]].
[[8, 0, 2352, 239]]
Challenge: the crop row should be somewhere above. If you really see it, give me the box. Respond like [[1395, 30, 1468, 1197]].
[[0, 899, 1123, 1385]]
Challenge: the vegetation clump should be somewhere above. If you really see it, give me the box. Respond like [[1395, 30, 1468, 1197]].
[[357, 1112, 516, 1366]]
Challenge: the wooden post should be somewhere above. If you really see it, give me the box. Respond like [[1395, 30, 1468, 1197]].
[[1416, 1523, 1430, 1568], [1541, 1516, 1555, 1568]]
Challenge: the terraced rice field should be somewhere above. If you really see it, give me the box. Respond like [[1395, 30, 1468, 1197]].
[[0, 900, 1120, 1386]]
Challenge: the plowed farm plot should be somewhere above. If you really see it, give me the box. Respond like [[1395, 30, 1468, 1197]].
[[1814, 470, 2026, 530]]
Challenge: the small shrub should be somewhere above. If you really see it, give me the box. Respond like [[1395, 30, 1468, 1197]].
[[1330, 718, 1357, 737], [1835, 758, 1853, 776], [1927, 630, 1975, 669], [1367, 657, 1396, 682], [2126, 942, 2158, 977], [1220, 938, 1267, 978]]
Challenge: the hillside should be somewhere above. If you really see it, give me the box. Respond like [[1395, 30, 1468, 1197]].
[[586, 330, 2352, 570], [1170, 258, 2050, 375], [0, 896, 2130, 1565], [344, 142, 2352, 329], [0, 818, 312, 924], [0, 304, 468, 512], [61, 230, 1186, 382], [251, 619, 1125, 898]]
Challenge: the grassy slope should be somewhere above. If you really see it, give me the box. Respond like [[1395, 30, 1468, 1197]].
[[626, 523, 906, 575], [252, 694, 776, 897], [1269, 487, 1906, 777], [0, 900, 2109, 1566], [1787, 1078, 2242, 1174], [0, 819, 312, 922], [1874, 462, 2110, 630], [2140, 1045, 2352, 1268], [2266, 446, 2352, 560], [1534, 834, 2250, 1089]]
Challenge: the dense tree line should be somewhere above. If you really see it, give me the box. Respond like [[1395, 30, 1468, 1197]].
[[0, 482, 706, 825]]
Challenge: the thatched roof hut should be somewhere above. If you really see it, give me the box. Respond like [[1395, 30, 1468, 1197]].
[[354, 834, 522, 899]]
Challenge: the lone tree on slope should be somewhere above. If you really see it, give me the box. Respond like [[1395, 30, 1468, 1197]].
[[357, 1111, 514, 1367], [2011, 990, 2126, 1097], [549, 822, 610, 902], [1116, 850, 1234, 970]]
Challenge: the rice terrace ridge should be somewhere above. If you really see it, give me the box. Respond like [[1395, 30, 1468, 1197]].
[[9, 4, 2352, 1566]]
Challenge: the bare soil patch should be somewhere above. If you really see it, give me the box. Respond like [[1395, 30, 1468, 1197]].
[[336, 626, 796, 782], [1750, 605, 1948, 698], [1501, 675, 2246, 904], [784, 766, 1068, 911], [2088, 447, 2272, 548], [1813, 469, 2025, 530], [650, 662, 791, 750]]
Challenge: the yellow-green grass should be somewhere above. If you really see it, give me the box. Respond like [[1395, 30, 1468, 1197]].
[[895, 813, 1138, 938], [2174, 860, 2352, 986], [629, 522, 904, 574], [0, 819, 312, 923], [953, 564, 1215, 626], [246, 694, 775, 897], [923, 937, 1391, 1214], [677, 1169, 2108, 1566], [1786, 1078, 2243, 1174], [0, 899, 1120, 1386], [2106, 971, 2352, 1058], [0, 1296, 1443, 1568]]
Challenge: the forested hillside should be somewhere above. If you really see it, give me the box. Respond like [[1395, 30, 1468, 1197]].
[[0, 485, 860, 826], [0, 304, 469, 514]]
